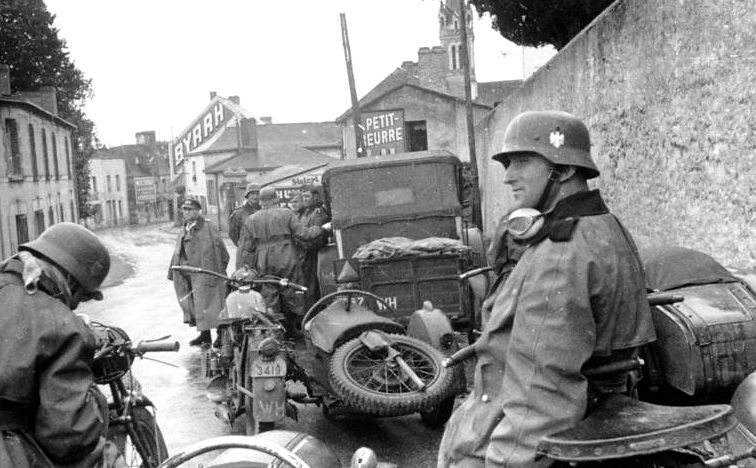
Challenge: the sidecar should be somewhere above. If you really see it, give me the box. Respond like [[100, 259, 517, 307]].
[[638, 245, 756, 405]]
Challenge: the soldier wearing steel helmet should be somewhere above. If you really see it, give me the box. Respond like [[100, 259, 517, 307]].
[[228, 182, 262, 246], [0, 222, 125, 467], [438, 111, 656, 468], [236, 186, 330, 335]]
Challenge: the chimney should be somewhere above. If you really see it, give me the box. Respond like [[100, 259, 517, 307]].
[[240, 118, 258, 148], [20, 86, 58, 115], [209, 91, 217, 100], [260, 116, 273, 125], [228, 95, 240, 105], [0, 64, 10, 95]]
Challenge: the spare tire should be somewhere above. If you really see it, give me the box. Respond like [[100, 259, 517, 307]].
[[328, 334, 455, 416]]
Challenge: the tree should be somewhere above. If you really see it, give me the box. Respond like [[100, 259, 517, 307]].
[[0, 0, 96, 218], [470, 0, 614, 50]]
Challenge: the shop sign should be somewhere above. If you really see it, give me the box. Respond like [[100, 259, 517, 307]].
[[173, 102, 231, 167], [361, 109, 404, 156], [134, 177, 157, 203]]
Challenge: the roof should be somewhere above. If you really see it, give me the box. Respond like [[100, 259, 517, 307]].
[[254, 162, 330, 187], [171, 95, 254, 146], [322, 150, 461, 179], [92, 144, 171, 177], [204, 144, 334, 174], [335, 64, 499, 123], [0, 95, 76, 129], [257, 122, 341, 149]]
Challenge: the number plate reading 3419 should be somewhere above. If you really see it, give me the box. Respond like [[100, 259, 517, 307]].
[[251, 356, 286, 378]]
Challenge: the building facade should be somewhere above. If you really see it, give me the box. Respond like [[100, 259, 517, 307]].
[[86, 156, 128, 229], [0, 65, 78, 258], [92, 131, 172, 226], [336, 0, 520, 161]]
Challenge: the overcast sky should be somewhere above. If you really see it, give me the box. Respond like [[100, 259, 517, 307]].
[[43, 0, 555, 147]]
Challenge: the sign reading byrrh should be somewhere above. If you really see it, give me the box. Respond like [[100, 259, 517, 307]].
[[361, 109, 404, 156], [172, 102, 231, 167]]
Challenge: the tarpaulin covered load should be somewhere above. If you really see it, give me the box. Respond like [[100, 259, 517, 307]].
[[353, 236, 471, 260]]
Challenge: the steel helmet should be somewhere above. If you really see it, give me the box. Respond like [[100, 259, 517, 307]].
[[258, 186, 279, 206], [20, 222, 110, 293], [244, 182, 262, 198], [492, 110, 600, 179]]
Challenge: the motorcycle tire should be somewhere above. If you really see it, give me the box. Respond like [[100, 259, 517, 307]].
[[328, 334, 455, 416], [118, 405, 168, 468], [419, 394, 456, 428]]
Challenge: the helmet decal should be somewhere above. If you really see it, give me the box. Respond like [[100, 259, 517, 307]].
[[550, 129, 565, 148]]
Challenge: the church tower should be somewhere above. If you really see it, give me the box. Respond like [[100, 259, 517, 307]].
[[438, 0, 477, 98]]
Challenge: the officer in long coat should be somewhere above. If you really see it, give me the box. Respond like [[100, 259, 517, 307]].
[[0, 223, 121, 467], [438, 111, 656, 468], [236, 186, 327, 333], [168, 197, 230, 346]]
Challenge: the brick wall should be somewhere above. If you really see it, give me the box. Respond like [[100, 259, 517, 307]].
[[476, 0, 756, 269]]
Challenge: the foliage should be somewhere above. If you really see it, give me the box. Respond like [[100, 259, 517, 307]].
[[0, 0, 96, 218], [470, 0, 614, 50]]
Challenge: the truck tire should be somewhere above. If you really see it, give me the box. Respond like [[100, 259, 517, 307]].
[[328, 334, 455, 416]]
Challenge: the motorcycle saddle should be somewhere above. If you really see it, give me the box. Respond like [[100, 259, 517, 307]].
[[536, 394, 737, 462]]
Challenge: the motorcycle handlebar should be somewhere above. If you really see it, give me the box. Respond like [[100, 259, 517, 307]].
[[130, 340, 180, 354], [459, 267, 493, 281], [170, 265, 307, 292], [647, 292, 684, 306]]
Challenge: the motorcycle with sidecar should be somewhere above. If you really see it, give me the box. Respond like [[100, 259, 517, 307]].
[[171, 264, 465, 435], [448, 245, 756, 466]]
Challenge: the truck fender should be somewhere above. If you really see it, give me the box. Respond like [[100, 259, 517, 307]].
[[728, 371, 756, 452], [407, 301, 458, 355]]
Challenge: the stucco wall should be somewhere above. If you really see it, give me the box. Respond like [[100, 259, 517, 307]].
[[477, 0, 756, 269]]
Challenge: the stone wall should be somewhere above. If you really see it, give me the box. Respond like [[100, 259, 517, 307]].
[[476, 0, 756, 269]]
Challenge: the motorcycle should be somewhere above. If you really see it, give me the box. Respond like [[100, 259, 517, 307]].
[[448, 245, 756, 467], [85, 318, 180, 468], [171, 265, 465, 436]]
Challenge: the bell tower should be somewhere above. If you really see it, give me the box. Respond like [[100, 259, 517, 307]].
[[438, 0, 476, 98]]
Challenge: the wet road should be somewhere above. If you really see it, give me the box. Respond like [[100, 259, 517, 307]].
[[77, 223, 451, 467]]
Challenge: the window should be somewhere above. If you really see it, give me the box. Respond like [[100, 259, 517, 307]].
[[116, 174, 121, 191], [405, 121, 428, 152], [118, 200, 123, 218], [91, 176, 98, 193], [15, 214, 29, 246], [70, 200, 76, 222], [450, 45, 458, 70], [41, 128, 50, 179], [48, 206, 55, 225], [28, 124, 38, 179], [35, 210, 45, 235], [59, 203, 64, 222], [52, 132, 60, 179], [64, 136, 71, 178], [191, 161, 197, 182], [4, 119, 22, 176], [107, 175, 112, 192]]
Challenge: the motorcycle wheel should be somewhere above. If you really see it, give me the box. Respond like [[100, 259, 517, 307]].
[[328, 334, 454, 416], [419, 394, 456, 427], [244, 351, 275, 436], [119, 405, 168, 468]]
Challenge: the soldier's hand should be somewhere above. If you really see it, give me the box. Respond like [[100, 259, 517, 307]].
[[321, 222, 332, 231]]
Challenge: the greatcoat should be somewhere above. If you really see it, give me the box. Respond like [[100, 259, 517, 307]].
[[438, 190, 656, 468], [168, 217, 230, 330], [0, 257, 108, 468]]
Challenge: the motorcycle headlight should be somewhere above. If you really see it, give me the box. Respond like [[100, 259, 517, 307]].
[[258, 337, 279, 360]]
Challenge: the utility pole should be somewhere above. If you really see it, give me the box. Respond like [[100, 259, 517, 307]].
[[459, 1, 483, 229], [340, 13, 364, 158]]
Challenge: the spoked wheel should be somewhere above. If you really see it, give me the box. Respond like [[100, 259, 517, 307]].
[[301, 289, 399, 330], [117, 405, 168, 468], [328, 334, 454, 416]]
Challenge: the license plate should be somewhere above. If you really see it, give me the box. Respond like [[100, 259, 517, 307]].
[[250, 356, 286, 378]]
